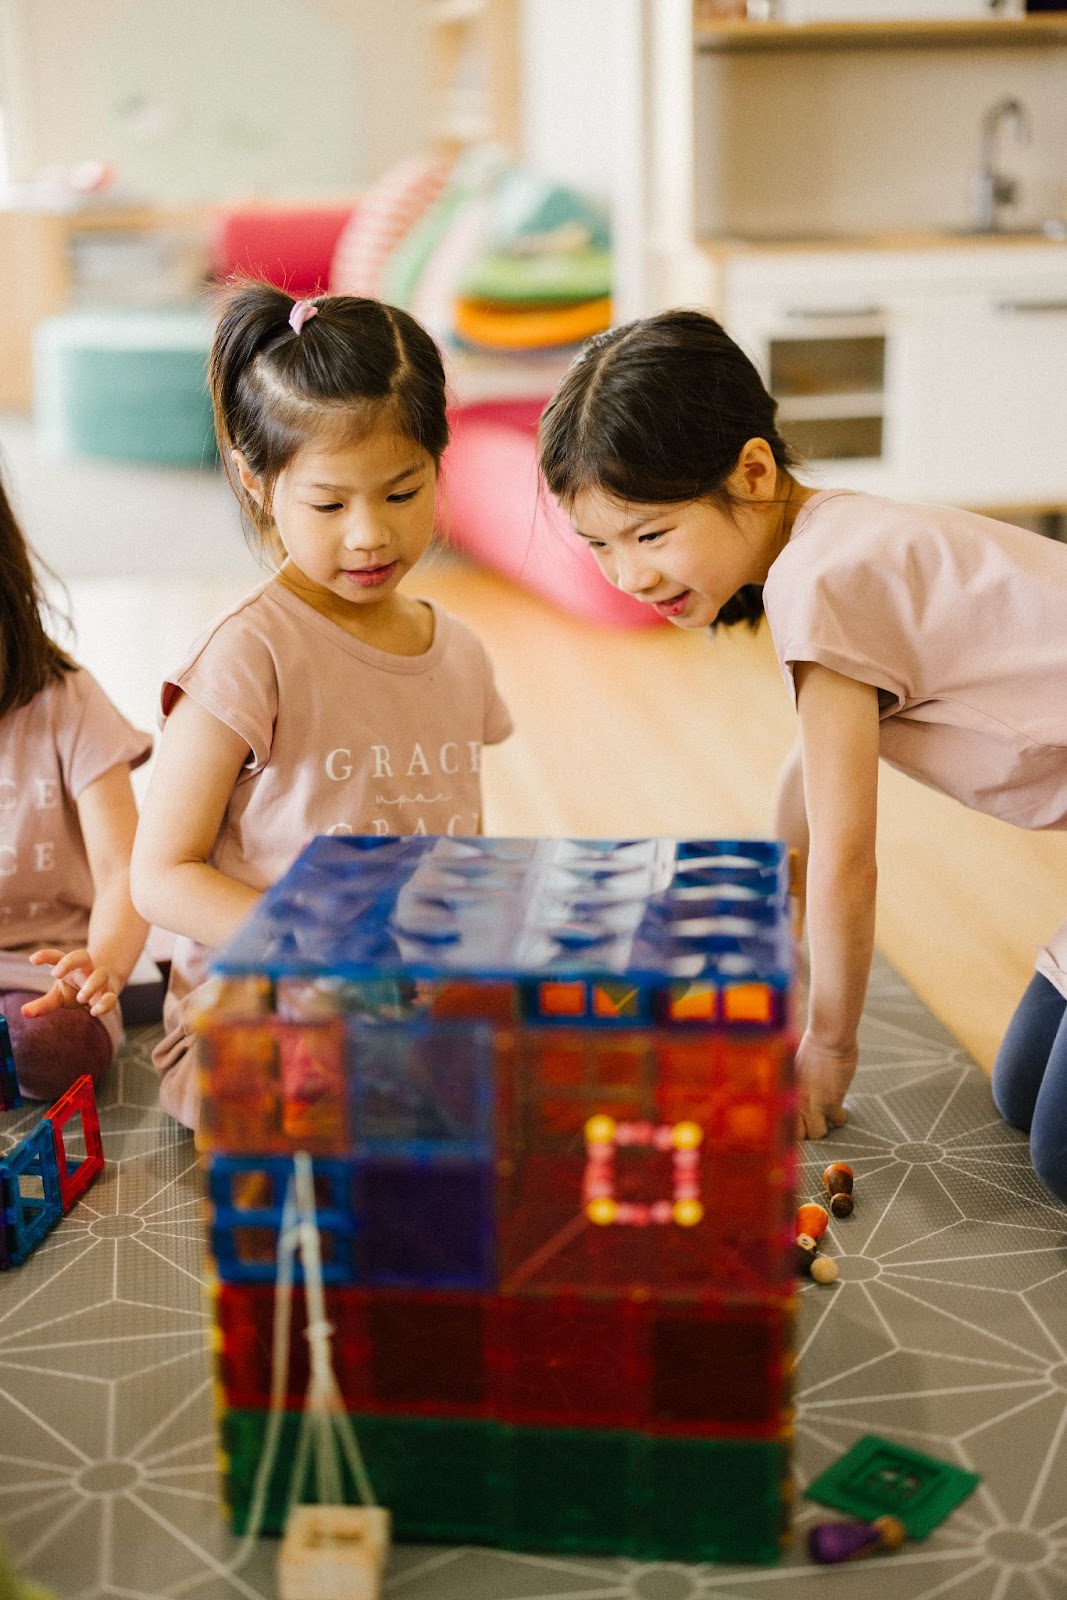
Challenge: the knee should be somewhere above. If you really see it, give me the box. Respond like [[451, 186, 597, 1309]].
[[9, 1009, 113, 1103], [991, 1049, 1033, 1132], [1030, 1123, 1067, 1207]]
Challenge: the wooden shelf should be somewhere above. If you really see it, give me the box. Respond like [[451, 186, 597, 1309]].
[[694, 13, 1067, 53]]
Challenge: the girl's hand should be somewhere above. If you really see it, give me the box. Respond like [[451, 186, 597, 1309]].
[[795, 1028, 855, 1140], [21, 948, 120, 1019]]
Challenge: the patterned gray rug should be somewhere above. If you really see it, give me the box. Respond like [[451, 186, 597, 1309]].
[[1, 952, 1065, 1600]]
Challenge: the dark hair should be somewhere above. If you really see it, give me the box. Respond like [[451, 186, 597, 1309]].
[[209, 283, 450, 557], [538, 309, 797, 628], [0, 466, 76, 717]]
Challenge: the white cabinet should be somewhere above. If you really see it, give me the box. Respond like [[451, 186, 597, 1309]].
[[715, 245, 1067, 507], [908, 278, 1067, 505]]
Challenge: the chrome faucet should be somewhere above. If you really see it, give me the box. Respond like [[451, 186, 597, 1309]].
[[975, 97, 1032, 232]]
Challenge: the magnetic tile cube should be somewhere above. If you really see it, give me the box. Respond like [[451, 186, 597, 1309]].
[[199, 837, 797, 1562]]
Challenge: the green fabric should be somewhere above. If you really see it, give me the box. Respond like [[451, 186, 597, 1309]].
[[459, 247, 612, 306]]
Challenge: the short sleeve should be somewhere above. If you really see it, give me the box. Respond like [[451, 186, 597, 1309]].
[[55, 670, 152, 800], [764, 556, 912, 713], [162, 614, 280, 772]]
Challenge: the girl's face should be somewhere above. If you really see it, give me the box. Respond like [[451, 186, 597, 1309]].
[[251, 424, 436, 621], [569, 485, 772, 631]]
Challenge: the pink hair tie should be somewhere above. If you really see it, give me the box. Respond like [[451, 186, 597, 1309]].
[[289, 299, 319, 335]]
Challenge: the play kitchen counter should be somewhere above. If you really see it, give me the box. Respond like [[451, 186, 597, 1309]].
[[694, 233, 1067, 511]]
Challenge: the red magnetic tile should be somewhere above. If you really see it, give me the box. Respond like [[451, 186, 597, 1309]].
[[646, 1300, 792, 1434], [45, 1075, 104, 1210], [367, 1292, 488, 1413], [214, 1283, 371, 1409], [493, 1292, 642, 1427]]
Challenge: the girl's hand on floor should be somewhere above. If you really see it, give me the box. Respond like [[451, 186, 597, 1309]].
[[795, 1029, 855, 1139], [21, 948, 120, 1019]]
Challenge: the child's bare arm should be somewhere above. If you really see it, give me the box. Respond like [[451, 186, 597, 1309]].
[[793, 662, 881, 1139], [773, 736, 808, 937], [131, 693, 261, 946], [23, 762, 148, 1019]]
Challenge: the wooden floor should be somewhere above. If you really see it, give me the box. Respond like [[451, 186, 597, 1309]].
[[416, 556, 1067, 1076]]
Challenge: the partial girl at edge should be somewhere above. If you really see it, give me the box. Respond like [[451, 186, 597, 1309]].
[[131, 287, 512, 1131], [0, 468, 150, 1101], [537, 307, 1067, 1206]]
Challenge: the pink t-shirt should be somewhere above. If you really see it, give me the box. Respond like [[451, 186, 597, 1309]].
[[0, 668, 151, 990], [160, 579, 513, 1013], [763, 489, 1067, 992]]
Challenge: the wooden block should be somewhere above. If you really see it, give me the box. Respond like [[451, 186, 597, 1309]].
[[278, 1505, 390, 1600]]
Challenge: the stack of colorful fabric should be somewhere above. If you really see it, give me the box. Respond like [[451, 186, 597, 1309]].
[[330, 149, 611, 372], [453, 165, 611, 356]]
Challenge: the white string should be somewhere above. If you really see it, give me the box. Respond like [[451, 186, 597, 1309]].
[[166, 1152, 376, 1595]]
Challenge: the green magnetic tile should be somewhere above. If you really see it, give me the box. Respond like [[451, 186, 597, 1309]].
[[223, 1409, 313, 1535], [805, 1434, 981, 1539], [223, 1409, 499, 1542], [642, 1434, 787, 1563], [354, 1414, 499, 1541], [504, 1426, 638, 1554]]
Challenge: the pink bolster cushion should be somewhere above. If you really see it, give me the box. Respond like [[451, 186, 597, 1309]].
[[441, 400, 663, 629]]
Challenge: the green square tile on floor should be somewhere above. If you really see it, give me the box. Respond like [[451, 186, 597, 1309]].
[[806, 1434, 981, 1539]]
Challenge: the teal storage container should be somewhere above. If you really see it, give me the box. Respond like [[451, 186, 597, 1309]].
[[33, 306, 217, 467]]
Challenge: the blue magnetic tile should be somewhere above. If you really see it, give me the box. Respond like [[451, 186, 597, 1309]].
[[0, 1015, 21, 1110], [354, 1158, 495, 1289], [211, 836, 793, 1009], [207, 1153, 358, 1285], [348, 1020, 495, 1157], [2, 1120, 63, 1264]]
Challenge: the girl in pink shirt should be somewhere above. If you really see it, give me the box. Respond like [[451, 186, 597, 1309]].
[[538, 308, 1067, 1206], [0, 471, 150, 1100], [132, 287, 511, 1129]]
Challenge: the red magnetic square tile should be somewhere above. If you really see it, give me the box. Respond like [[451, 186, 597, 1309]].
[[646, 1300, 792, 1434], [366, 1292, 488, 1413], [214, 1283, 370, 1409], [494, 1293, 641, 1426]]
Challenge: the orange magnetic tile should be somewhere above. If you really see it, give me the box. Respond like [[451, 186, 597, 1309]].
[[666, 983, 718, 1022], [431, 981, 517, 1022], [539, 981, 587, 1018], [592, 984, 640, 1019], [723, 983, 775, 1024]]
